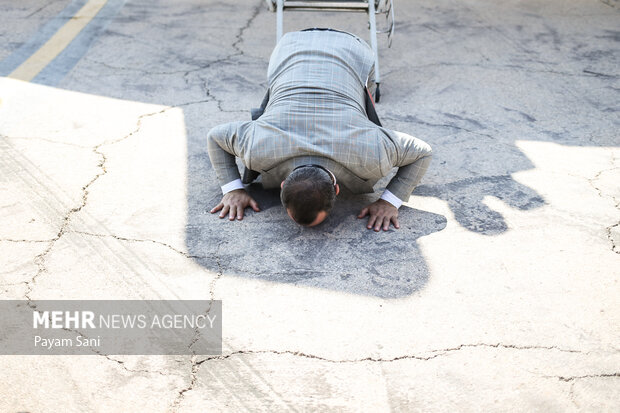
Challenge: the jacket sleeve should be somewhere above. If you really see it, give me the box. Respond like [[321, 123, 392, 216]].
[[384, 130, 433, 202], [206, 122, 245, 186]]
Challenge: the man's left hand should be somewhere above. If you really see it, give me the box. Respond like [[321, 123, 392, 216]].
[[357, 199, 400, 231]]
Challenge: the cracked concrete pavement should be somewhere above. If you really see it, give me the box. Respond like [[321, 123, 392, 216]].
[[1, 0, 619, 411]]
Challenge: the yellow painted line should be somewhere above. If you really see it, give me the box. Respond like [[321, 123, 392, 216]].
[[8, 0, 108, 81]]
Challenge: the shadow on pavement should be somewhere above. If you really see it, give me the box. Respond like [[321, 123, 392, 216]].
[[186, 178, 447, 298], [416, 175, 544, 235]]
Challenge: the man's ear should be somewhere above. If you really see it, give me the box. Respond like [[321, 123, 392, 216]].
[[281, 181, 285, 189], [335, 183, 340, 196]]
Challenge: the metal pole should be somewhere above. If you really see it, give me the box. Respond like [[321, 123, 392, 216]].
[[368, 0, 380, 87], [276, 0, 284, 44]]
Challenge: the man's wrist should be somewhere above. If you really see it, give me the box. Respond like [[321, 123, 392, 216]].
[[221, 179, 245, 194], [380, 189, 403, 208]]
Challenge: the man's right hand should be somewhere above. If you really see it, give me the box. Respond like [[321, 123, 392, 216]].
[[210, 189, 260, 221]]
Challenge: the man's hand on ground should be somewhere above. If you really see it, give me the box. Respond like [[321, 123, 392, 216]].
[[210, 189, 260, 221], [358, 199, 400, 231]]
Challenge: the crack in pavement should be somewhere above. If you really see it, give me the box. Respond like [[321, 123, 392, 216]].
[[24, 0, 60, 18], [547, 372, 620, 382], [170, 355, 200, 413], [232, 0, 263, 56], [197, 342, 589, 364], [0, 238, 55, 243], [582, 69, 616, 78], [193, 65, 260, 115], [607, 222, 620, 254], [587, 151, 620, 254], [21, 103, 196, 300], [5, 98, 213, 299], [1, 280, 35, 287], [197, 72, 228, 113], [185, 245, 221, 352], [72, 230, 209, 260], [103, 354, 170, 376], [64, 235, 219, 382], [598, 0, 618, 9], [209, 243, 223, 306], [83, 56, 207, 75], [168, 7, 264, 409], [2, 135, 92, 149], [65, 324, 170, 376], [568, 381, 579, 409], [7, 95, 233, 404], [59, 322, 171, 376], [178, 244, 223, 409], [192, 0, 264, 114], [381, 114, 516, 150], [25, 145, 106, 300], [100, 105, 180, 147], [384, 62, 615, 80]]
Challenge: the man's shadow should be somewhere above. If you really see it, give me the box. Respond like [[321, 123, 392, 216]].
[[186, 166, 447, 298], [416, 175, 544, 234]]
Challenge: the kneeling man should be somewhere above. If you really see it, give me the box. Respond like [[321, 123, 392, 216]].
[[207, 29, 432, 231]]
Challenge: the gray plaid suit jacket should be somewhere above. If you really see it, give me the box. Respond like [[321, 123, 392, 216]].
[[207, 30, 432, 202]]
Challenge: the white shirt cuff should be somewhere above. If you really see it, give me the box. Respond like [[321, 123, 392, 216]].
[[221, 179, 245, 194], [380, 189, 403, 208]]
